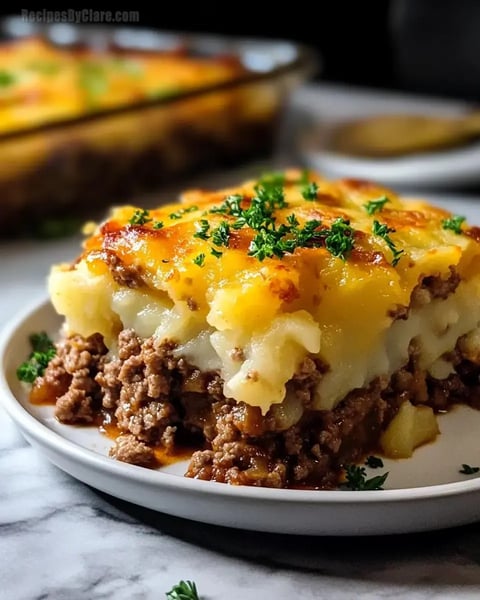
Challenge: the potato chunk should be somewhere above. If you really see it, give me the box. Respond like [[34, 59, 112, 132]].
[[380, 400, 440, 458]]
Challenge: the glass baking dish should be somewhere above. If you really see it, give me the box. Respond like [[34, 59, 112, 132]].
[[0, 17, 317, 236]]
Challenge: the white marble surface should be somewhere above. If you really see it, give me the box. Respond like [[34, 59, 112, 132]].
[[3, 85, 480, 599]]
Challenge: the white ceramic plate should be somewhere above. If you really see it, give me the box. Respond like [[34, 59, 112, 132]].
[[3, 300, 480, 536], [302, 141, 480, 190], [294, 84, 480, 189]]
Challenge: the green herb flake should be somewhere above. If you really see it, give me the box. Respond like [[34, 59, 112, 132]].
[[248, 229, 284, 261], [209, 194, 244, 216], [323, 218, 355, 260], [129, 209, 152, 226], [193, 253, 205, 267], [372, 220, 404, 266], [343, 465, 389, 491], [301, 181, 319, 201], [257, 171, 286, 190], [0, 70, 15, 87], [459, 464, 480, 475], [210, 247, 223, 258], [170, 206, 198, 220], [193, 220, 210, 240], [17, 332, 56, 383], [153, 221, 164, 230], [364, 196, 389, 215], [78, 62, 108, 100], [166, 580, 199, 600], [442, 215, 466, 235], [211, 221, 231, 247], [365, 455, 384, 469]]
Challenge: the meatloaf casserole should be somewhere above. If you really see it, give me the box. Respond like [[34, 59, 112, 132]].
[[31, 169, 480, 488]]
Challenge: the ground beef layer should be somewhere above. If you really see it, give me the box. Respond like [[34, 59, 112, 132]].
[[35, 327, 480, 489]]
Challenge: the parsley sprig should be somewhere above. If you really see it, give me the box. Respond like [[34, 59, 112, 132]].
[[372, 220, 404, 266], [365, 455, 384, 469], [364, 196, 389, 215], [170, 205, 199, 220], [343, 465, 389, 490], [193, 253, 205, 267], [17, 332, 56, 383], [459, 464, 479, 475], [298, 170, 319, 201], [442, 215, 466, 235], [166, 580, 199, 600], [128, 209, 163, 229], [129, 209, 152, 226]]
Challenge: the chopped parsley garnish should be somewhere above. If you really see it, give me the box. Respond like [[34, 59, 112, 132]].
[[372, 220, 404, 266], [301, 181, 319, 201], [365, 455, 384, 469], [245, 216, 354, 262], [442, 215, 466, 235], [343, 465, 389, 490], [170, 206, 198, 220], [211, 221, 231, 247], [210, 247, 223, 258], [166, 580, 199, 600], [364, 196, 389, 215], [193, 253, 205, 267], [129, 209, 152, 226], [0, 70, 15, 87], [193, 219, 210, 240], [254, 181, 287, 211], [323, 218, 355, 259], [248, 228, 284, 261], [203, 176, 357, 262], [153, 221, 164, 229], [459, 464, 480, 475], [209, 194, 244, 216], [257, 171, 286, 190], [17, 332, 56, 383]]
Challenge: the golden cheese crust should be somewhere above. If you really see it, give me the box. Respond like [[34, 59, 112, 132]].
[[49, 169, 480, 413], [0, 37, 244, 134]]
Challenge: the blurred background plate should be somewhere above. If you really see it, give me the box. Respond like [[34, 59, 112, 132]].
[[295, 84, 480, 190]]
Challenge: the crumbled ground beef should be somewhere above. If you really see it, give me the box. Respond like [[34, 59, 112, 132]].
[[109, 434, 156, 467], [411, 265, 460, 308], [45, 333, 107, 424], [104, 251, 146, 289], [37, 269, 480, 488]]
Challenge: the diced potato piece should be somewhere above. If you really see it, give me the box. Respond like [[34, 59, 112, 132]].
[[380, 400, 440, 458]]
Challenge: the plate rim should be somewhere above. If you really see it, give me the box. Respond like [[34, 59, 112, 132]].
[[2, 297, 480, 508]]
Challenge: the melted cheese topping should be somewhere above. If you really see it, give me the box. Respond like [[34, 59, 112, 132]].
[[48, 169, 480, 413], [0, 37, 244, 134]]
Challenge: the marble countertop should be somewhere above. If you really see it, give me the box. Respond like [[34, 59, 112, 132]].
[[3, 85, 480, 600]]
